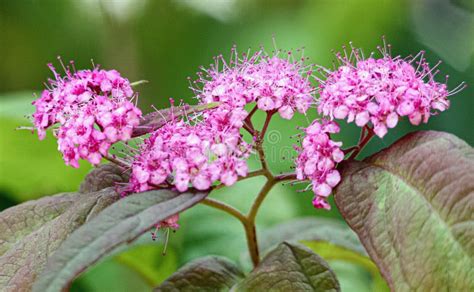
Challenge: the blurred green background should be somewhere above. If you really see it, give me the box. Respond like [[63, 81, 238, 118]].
[[0, 0, 472, 291]]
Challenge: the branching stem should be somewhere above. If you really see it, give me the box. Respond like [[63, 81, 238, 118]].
[[348, 125, 375, 160], [255, 111, 275, 171], [103, 154, 130, 169], [201, 198, 247, 225], [199, 111, 298, 268]]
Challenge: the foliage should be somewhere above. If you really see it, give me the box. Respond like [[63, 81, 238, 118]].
[[0, 188, 119, 290], [335, 131, 474, 291], [33, 189, 207, 291]]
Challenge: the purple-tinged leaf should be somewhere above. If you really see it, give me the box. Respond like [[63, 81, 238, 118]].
[[79, 163, 129, 193], [33, 189, 208, 292], [335, 131, 474, 291], [0, 188, 119, 291], [155, 256, 243, 291], [236, 242, 340, 291]]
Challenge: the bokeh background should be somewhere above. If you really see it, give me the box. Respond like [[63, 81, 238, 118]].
[[0, 0, 473, 291]]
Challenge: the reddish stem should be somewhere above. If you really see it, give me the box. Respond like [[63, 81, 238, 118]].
[[348, 126, 375, 160]]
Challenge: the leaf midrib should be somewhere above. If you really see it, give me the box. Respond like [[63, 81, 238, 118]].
[[286, 243, 319, 291]]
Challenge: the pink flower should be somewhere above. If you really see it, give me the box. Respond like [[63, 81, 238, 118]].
[[316, 43, 462, 138], [157, 214, 180, 230], [191, 46, 315, 120], [151, 214, 180, 241], [32, 61, 142, 167], [191, 48, 260, 108], [295, 120, 344, 209], [128, 108, 251, 193], [251, 55, 315, 119]]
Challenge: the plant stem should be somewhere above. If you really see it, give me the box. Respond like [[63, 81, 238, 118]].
[[199, 111, 294, 268], [259, 111, 274, 140], [201, 196, 261, 266], [103, 154, 130, 169], [248, 179, 276, 223], [256, 143, 268, 171], [349, 126, 375, 160], [343, 146, 359, 155], [243, 122, 255, 136], [201, 198, 247, 225], [274, 172, 297, 182], [203, 170, 297, 267], [244, 105, 258, 133], [244, 222, 260, 267], [243, 172, 297, 266], [255, 111, 274, 171], [359, 125, 367, 142], [247, 105, 258, 121]]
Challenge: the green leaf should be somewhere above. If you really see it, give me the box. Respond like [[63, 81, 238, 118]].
[[302, 242, 388, 292], [132, 102, 218, 137], [33, 189, 208, 292], [0, 192, 75, 256], [0, 188, 119, 291], [236, 242, 340, 291], [259, 218, 388, 292], [155, 256, 244, 291], [259, 217, 366, 256], [334, 131, 474, 291], [79, 164, 129, 193]]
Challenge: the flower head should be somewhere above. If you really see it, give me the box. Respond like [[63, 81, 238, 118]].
[[252, 54, 315, 119], [128, 107, 251, 193], [317, 42, 462, 137], [295, 120, 344, 209], [191, 45, 315, 120], [32, 61, 142, 167], [191, 48, 260, 108]]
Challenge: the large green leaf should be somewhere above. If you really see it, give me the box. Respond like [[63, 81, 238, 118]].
[[303, 242, 388, 292], [0, 188, 119, 291], [155, 256, 244, 291], [0, 192, 76, 256], [334, 131, 474, 291], [258, 218, 388, 291], [33, 189, 208, 292], [235, 242, 340, 291]]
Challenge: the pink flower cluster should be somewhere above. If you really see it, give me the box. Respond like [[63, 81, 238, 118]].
[[254, 55, 314, 119], [192, 47, 315, 120], [295, 120, 344, 209], [129, 109, 251, 193], [32, 63, 142, 167], [317, 49, 454, 137]]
